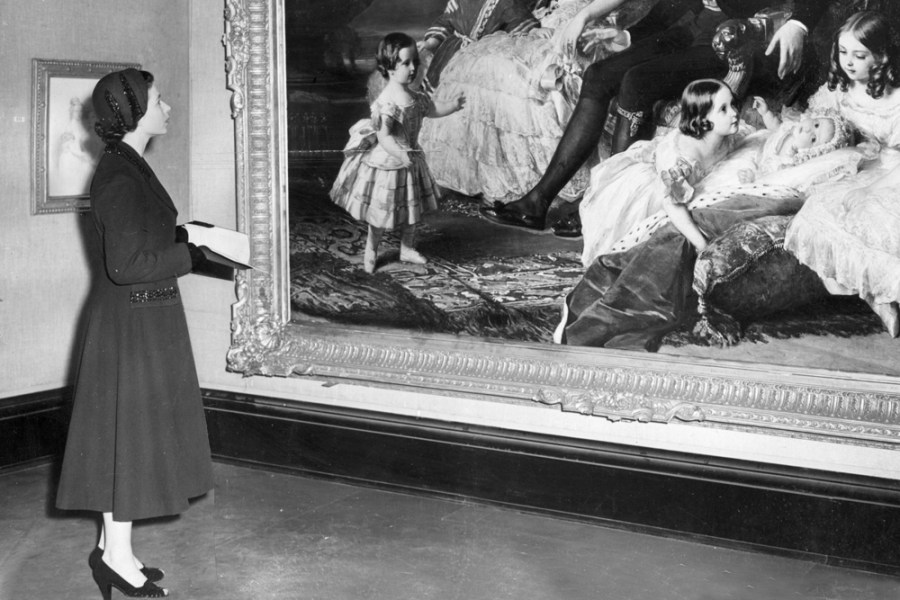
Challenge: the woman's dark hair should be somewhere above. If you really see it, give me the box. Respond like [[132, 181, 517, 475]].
[[679, 79, 734, 139], [827, 10, 900, 99], [94, 70, 154, 143], [375, 32, 417, 79]]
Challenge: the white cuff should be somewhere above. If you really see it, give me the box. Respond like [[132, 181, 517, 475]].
[[784, 19, 808, 35]]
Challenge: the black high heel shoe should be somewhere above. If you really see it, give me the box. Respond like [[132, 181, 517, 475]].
[[91, 554, 168, 599], [89, 547, 165, 582]]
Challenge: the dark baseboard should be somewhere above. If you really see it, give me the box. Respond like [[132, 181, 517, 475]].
[[203, 389, 900, 575], [5, 387, 900, 574], [0, 388, 71, 471]]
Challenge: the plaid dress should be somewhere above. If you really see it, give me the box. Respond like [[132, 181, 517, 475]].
[[330, 91, 440, 230]]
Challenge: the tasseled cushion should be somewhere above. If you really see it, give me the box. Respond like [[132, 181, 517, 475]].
[[692, 215, 829, 345]]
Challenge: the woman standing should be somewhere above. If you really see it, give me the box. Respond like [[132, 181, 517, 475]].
[[56, 68, 213, 599]]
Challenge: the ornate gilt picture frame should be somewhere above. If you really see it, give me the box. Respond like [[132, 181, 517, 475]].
[[223, 0, 900, 449]]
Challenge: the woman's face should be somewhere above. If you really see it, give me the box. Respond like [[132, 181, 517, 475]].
[[837, 31, 880, 84], [388, 46, 418, 86], [137, 83, 171, 137], [706, 86, 739, 136]]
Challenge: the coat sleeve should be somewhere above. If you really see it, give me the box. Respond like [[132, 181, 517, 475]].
[[787, 0, 828, 31], [424, 3, 458, 44], [93, 173, 193, 285], [498, 0, 540, 35]]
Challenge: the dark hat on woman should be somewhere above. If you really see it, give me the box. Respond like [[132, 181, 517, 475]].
[[92, 68, 152, 141]]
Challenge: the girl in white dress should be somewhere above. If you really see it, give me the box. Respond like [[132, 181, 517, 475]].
[[597, 102, 855, 263], [579, 79, 742, 267], [330, 32, 465, 273], [784, 10, 900, 336]]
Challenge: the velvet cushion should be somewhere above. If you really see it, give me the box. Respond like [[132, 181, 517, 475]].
[[692, 215, 829, 343]]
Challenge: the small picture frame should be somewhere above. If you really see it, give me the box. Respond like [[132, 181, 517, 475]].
[[31, 58, 140, 215]]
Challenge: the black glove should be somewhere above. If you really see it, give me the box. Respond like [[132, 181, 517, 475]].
[[175, 225, 189, 243], [187, 243, 208, 271]]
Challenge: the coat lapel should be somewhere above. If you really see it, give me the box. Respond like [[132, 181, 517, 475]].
[[113, 142, 178, 215]]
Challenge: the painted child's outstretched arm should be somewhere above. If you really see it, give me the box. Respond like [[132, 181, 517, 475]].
[[660, 159, 707, 251], [428, 93, 466, 118], [665, 202, 708, 251], [375, 118, 412, 167], [752, 96, 781, 131]]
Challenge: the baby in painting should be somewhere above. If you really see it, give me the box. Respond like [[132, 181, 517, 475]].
[[738, 97, 855, 182]]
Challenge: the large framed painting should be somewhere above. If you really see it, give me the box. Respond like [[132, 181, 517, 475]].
[[31, 58, 140, 214], [223, 0, 900, 447]]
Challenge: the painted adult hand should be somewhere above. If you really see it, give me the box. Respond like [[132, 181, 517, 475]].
[[766, 21, 806, 79], [752, 96, 770, 116], [555, 14, 587, 57]]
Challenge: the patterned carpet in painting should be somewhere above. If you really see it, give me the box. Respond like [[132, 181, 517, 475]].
[[289, 193, 885, 346], [290, 199, 579, 342]]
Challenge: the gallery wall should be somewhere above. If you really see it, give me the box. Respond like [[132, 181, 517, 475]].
[[2, 0, 898, 482], [0, 0, 190, 396]]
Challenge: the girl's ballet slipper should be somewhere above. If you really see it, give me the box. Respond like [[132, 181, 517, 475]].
[[400, 246, 427, 265], [552, 299, 568, 344], [869, 300, 900, 338], [363, 249, 377, 273]]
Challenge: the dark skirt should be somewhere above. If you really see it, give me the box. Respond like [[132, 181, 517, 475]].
[[56, 281, 213, 522], [562, 194, 806, 351]]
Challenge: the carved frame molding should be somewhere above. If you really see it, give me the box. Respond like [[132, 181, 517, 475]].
[[222, 0, 900, 449]]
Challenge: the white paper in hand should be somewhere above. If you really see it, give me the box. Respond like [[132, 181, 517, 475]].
[[182, 221, 252, 269]]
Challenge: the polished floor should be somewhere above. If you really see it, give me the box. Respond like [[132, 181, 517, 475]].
[[2, 462, 899, 600]]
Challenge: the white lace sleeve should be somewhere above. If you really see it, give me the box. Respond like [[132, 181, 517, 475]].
[[806, 84, 840, 113]]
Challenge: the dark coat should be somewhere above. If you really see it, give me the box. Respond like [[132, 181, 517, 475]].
[[652, 0, 827, 29], [56, 142, 213, 522], [713, 0, 826, 29]]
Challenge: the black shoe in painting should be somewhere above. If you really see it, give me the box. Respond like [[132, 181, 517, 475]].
[[551, 212, 582, 238], [479, 201, 547, 231]]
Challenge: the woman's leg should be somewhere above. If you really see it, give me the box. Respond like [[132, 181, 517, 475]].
[[101, 513, 147, 587]]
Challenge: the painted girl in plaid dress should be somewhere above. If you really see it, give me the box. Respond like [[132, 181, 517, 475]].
[[330, 32, 465, 273]]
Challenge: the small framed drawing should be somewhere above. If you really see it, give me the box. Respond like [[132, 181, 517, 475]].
[[32, 58, 140, 215]]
